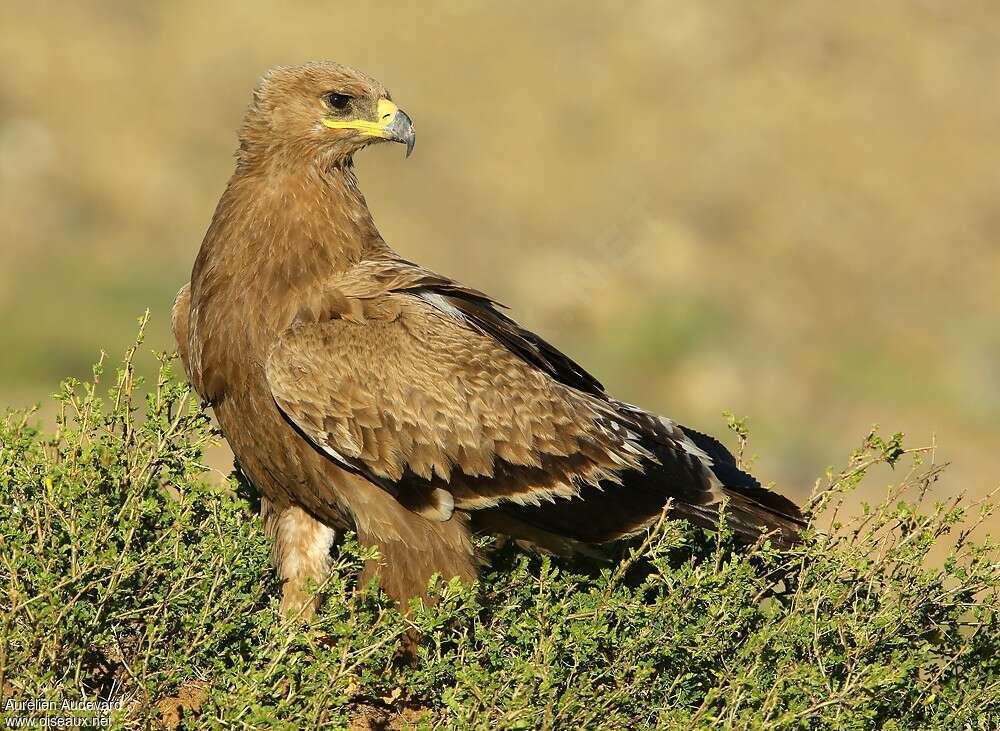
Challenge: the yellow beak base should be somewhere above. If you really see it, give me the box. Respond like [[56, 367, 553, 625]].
[[322, 98, 415, 156], [322, 99, 399, 138]]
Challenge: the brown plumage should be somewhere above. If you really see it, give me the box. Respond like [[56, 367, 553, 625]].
[[173, 62, 806, 615]]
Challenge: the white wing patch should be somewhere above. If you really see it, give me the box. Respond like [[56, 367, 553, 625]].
[[417, 291, 467, 322]]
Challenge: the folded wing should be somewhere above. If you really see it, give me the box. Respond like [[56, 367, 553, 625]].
[[265, 272, 804, 546]]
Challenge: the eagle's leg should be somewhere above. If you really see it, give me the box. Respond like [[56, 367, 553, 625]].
[[353, 499, 478, 607], [355, 514, 478, 661], [263, 500, 337, 619]]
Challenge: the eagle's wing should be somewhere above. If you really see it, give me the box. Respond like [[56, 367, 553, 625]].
[[265, 264, 804, 545]]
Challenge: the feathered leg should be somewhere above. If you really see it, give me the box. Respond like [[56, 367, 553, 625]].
[[350, 491, 478, 606], [354, 507, 478, 660], [263, 500, 337, 619]]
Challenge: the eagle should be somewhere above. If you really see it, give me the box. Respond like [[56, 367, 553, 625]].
[[172, 62, 805, 616]]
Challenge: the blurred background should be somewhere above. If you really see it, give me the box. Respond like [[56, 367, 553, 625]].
[[1, 2, 997, 530]]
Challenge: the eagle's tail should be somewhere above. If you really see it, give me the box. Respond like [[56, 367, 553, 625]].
[[669, 425, 807, 547], [668, 487, 806, 548]]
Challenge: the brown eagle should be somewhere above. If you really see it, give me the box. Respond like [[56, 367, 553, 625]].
[[173, 62, 805, 615]]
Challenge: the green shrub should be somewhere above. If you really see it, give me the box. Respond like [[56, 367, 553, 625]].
[[1, 320, 998, 730]]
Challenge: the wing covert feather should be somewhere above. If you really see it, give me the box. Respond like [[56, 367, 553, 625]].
[[265, 295, 718, 530]]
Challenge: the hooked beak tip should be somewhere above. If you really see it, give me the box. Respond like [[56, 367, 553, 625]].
[[384, 108, 415, 159]]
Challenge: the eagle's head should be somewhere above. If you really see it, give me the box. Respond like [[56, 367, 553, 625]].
[[239, 61, 415, 168]]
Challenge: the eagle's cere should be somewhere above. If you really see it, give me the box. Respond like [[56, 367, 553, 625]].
[[173, 62, 805, 615]]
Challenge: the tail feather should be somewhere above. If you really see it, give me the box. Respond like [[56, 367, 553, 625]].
[[669, 489, 805, 548], [677, 424, 806, 547]]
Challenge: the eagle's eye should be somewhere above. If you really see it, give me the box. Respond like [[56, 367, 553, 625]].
[[325, 92, 352, 112]]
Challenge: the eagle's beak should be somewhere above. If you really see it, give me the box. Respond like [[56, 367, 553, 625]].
[[386, 111, 415, 158], [322, 98, 415, 158]]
